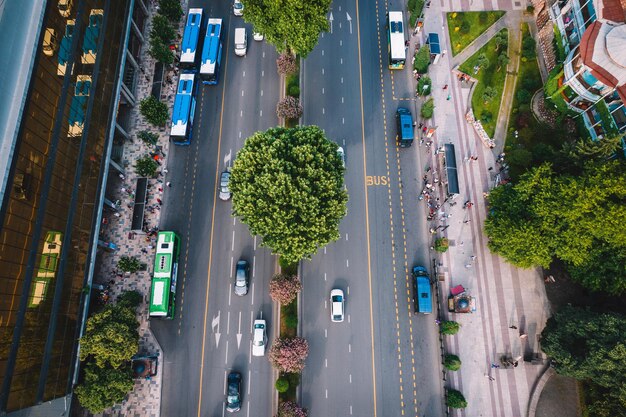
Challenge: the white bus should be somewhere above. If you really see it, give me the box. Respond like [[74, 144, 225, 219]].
[[199, 18, 223, 84], [387, 11, 406, 69], [180, 8, 203, 68]]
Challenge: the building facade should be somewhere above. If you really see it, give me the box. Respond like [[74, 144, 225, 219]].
[[550, 0, 626, 141], [0, 0, 149, 413]]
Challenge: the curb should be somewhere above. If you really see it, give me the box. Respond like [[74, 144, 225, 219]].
[[527, 365, 555, 417]]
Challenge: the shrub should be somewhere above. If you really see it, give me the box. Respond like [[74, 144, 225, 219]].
[[138, 130, 159, 146], [75, 363, 134, 413], [288, 85, 300, 97], [421, 98, 435, 119], [277, 53, 298, 75], [516, 89, 532, 105], [434, 237, 449, 253], [140, 96, 169, 126], [440, 320, 460, 335], [460, 19, 470, 34], [269, 337, 309, 373], [135, 155, 159, 177], [480, 110, 493, 124], [526, 5, 535, 13], [478, 12, 488, 24], [151, 14, 176, 44], [522, 36, 536, 59], [414, 46, 430, 74], [117, 256, 141, 273], [475, 53, 490, 71], [446, 388, 468, 408], [158, 0, 183, 22], [117, 290, 143, 308], [482, 86, 497, 103], [276, 400, 308, 417], [279, 257, 298, 275], [417, 76, 432, 96], [148, 37, 175, 65], [444, 354, 462, 371], [275, 377, 290, 393], [276, 96, 303, 119], [270, 274, 302, 305]]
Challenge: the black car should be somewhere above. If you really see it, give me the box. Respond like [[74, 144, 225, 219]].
[[226, 371, 242, 412]]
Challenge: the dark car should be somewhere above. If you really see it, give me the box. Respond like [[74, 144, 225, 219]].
[[226, 371, 242, 412], [234, 260, 249, 296]]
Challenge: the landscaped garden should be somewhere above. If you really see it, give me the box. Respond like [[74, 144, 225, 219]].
[[447, 11, 506, 56], [459, 29, 509, 137]]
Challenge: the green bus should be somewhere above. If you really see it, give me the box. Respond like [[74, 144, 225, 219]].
[[149, 231, 181, 319], [29, 231, 63, 308]]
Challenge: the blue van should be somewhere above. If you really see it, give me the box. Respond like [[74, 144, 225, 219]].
[[413, 266, 432, 314]]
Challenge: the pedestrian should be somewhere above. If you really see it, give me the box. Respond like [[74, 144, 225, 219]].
[[435, 319, 441, 325], [509, 325, 518, 329], [156, 198, 162, 205], [113, 212, 121, 218], [491, 363, 500, 369], [465, 264, 472, 269], [418, 122, 423, 129], [470, 255, 477, 261], [443, 84, 448, 90], [463, 219, 470, 224], [166, 181, 171, 187], [118, 173, 125, 180], [163, 168, 169, 174], [520, 333, 528, 340], [459, 241, 464, 246], [446, 94, 451, 101], [471, 155, 478, 161], [488, 166, 493, 171]]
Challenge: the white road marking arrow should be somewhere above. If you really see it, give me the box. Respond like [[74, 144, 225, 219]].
[[212, 311, 221, 348], [346, 13, 352, 34], [236, 311, 243, 349], [329, 12, 334, 34]]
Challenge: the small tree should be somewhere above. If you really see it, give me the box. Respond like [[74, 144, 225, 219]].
[[482, 86, 497, 103], [417, 76, 432, 96], [275, 376, 290, 393], [75, 363, 134, 413], [446, 388, 468, 409], [276, 96, 303, 119], [277, 53, 298, 75], [158, 0, 183, 22], [140, 96, 169, 126], [494, 31, 508, 52], [434, 237, 449, 253], [414, 46, 430, 74], [440, 320, 460, 335], [444, 354, 462, 371], [135, 155, 159, 178], [138, 130, 159, 146], [516, 89, 531, 104], [269, 337, 309, 373], [117, 290, 143, 308], [475, 53, 490, 71], [276, 400, 308, 417], [421, 98, 435, 119], [148, 37, 175, 65], [151, 14, 176, 44], [522, 36, 536, 59], [497, 53, 510, 72], [117, 256, 141, 273], [269, 274, 302, 305]]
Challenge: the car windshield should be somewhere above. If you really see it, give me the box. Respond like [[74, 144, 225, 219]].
[[227, 394, 238, 403], [332, 295, 342, 302], [234, 2, 243, 9]]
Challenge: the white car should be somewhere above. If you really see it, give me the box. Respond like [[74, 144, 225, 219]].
[[233, 0, 243, 16], [219, 170, 231, 201], [337, 146, 345, 167], [253, 32, 264, 41], [252, 319, 267, 356], [330, 289, 344, 322]]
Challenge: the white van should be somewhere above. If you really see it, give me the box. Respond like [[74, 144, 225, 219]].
[[234, 28, 247, 56]]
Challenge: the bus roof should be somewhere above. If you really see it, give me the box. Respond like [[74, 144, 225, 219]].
[[149, 277, 170, 316], [181, 8, 203, 63], [388, 11, 406, 61], [416, 276, 432, 314], [171, 74, 195, 137], [200, 18, 223, 75], [153, 231, 176, 277]]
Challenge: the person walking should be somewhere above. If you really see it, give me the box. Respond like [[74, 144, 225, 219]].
[[166, 181, 171, 187]]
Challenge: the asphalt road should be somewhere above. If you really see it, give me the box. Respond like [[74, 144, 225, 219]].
[[151, 2, 280, 416], [301, 0, 445, 416]]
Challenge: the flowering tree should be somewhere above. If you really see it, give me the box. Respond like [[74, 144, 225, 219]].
[[277, 53, 298, 75], [269, 274, 302, 305], [276, 400, 308, 417], [276, 96, 303, 119], [269, 337, 309, 373]]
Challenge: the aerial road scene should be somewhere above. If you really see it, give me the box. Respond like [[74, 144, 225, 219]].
[[1, 0, 625, 416]]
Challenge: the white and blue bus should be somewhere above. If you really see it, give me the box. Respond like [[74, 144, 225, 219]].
[[170, 73, 198, 145], [180, 8, 203, 68], [199, 18, 223, 85], [387, 11, 406, 69]]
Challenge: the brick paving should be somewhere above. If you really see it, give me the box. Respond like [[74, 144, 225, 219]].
[[84, 1, 189, 416]]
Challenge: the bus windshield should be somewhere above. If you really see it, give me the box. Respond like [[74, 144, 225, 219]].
[[200, 18, 223, 85], [387, 11, 406, 69]]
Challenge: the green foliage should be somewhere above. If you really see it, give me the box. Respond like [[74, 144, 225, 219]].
[[242, 0, 332, 56], [79, 305, 139, 368], [409, 0, 425, 27], [288, 85, 300, 97], [553, 25, 567, 64], [444, 354, 462, 371], [148, 37, 175, 65], [275, 377, 290, 393], [559, 135, 623, 169], [158, 0, 183, 22], [480, 110, 493, 124], [497, 53, 510, 71], [151, 14, 176, 44], [75, 363, 134, 413], [521, 36, 536, 59], [475, 53, 490, 71], [117, 290, 143, 309], [447, 11, 506, 56], [282, 300, 298, 330], [417, 76, 432, 96], [434, 237, 449, 253], [440, 320, 460, 335], [279, 257, 298, 274], [482, 86, 497, 103], [446, 388, 468, 408], [140, 96, 169, 126], [494, 31, 508, 51], [229, 126, 348, 264], [138, 130, 159, 146], [414, 46, 430, 74], [421, 98, 435, 119], [135, 155, 159, 178], [117, 256, 141, 273], [516, 89, 531, 104], [460, 19, 471, 34], [595, 101, 620, 137]]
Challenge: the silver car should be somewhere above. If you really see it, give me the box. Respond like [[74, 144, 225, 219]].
[[219, 170, 231, 201], [234, 260, 249, 296], [330, 288, 344, 322]]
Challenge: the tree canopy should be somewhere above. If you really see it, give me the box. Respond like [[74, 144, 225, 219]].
[[230, 126, 347, 264], [242, 0, 331, 56], [75, 363, 134, 413], [485, 161, 626, 294]]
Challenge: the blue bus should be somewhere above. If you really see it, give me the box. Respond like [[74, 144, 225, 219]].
[[199, 18, 223, 85], [412, 266, 432, 314], [180, 8, 203, 68], [170, 73, 198, 145]]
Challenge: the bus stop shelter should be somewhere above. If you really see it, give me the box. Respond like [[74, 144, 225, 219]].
[[444, 144, 460, 196], [427, 33, 442, 64], [131, 177, 148, 232]]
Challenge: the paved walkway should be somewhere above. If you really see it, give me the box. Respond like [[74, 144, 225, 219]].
[[81, 1, 189, 416]]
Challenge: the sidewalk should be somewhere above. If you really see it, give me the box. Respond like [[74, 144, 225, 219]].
[[83, 2, 189, 416]]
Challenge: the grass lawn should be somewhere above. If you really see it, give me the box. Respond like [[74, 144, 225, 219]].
[[447, 11, 506, 56], [459, 28, 508, 137]]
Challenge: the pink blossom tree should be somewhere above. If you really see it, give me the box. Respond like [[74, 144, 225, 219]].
[[276, 400, 308, 417], [269, 274, 302, 305], [269, 337, 309, 373], [276, 53, 298, 75], [276, 96, 303, 119]]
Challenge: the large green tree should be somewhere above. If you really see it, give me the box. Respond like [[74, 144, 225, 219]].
[[242, 0, 331, 56], [540, 306, 626, 414], [230, 126, 347, 264], [75, 363, 134, 413]]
